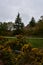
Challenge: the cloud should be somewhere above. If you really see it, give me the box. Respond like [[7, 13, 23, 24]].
[[0, 0, 43, 25]]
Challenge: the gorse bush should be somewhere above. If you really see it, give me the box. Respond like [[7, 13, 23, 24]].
[[0, 36, 43, 65]]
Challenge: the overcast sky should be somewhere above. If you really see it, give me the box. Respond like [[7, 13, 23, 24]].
[[0, 0, 43, 25]]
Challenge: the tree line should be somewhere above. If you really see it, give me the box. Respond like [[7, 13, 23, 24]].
[[0, 13, 43, 37]]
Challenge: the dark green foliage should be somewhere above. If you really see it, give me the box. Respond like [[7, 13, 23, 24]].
[[32, 19, 43, 37], [0, 22, 7, 35], [14, 13, 24, 35], [29, 17, 36, 27]]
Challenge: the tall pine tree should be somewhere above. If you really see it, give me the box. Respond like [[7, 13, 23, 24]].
[[14, 13, 24, 35], [29, 17, 36, 27]]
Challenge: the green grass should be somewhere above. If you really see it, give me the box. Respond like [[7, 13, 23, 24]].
[[27, 38, 43, 48], [0, 36, 43, 48]]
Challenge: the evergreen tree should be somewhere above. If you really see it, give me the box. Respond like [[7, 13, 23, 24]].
[[29, 17, 36, 27], [14, 13, 24, 35]]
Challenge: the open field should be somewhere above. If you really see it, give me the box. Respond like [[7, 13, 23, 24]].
[[27, 38, 43, 48]]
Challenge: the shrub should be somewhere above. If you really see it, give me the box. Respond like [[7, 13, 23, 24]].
[[21, 43, 32, 52], [0, 36, 4, 40]]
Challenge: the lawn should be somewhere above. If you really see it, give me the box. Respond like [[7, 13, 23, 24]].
[[27, 38, 43, 48]]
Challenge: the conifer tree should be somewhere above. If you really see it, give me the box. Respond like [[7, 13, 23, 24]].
[[29, 17, 36, 27], [14, 13, 24, 34]]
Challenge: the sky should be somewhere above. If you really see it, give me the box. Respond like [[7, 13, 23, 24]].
[[0, 0, 43, 25]]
